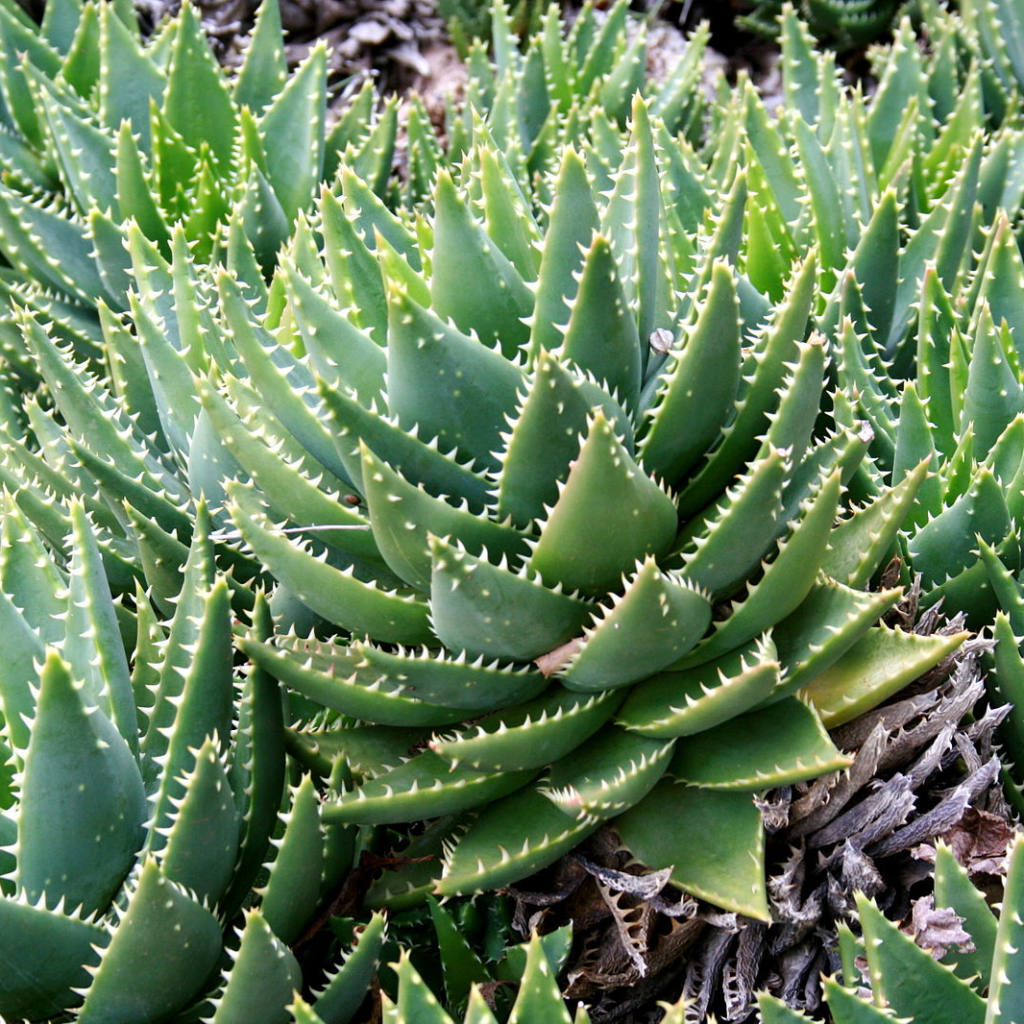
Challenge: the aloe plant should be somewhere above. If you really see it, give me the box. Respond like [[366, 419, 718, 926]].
[[378, 931, 688, 1024], [758, 831, 1024, 1024], [0, 499, 389, 1022], [0, 0, 707, 378], [114, 91, 964, 919], [0, 0, 975, 928], [739, 0, 906, 50], [7, 2, 1024, 1020]]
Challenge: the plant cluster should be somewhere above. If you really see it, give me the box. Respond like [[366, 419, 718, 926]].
[[737, 0, 907, 51], [0, 0, 1023, 1022]]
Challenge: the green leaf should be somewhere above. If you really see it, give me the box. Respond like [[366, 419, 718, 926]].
[[557, 233, 642, 411], [771, 579, 902, 699], [494, 351, 630, 529], [242, 635, 467, 728], [38, 81, 118, 218], [0, 184, 107, 305], [198, 379, 381, 563], [163, 2, 236, 168], [668, 697, 850, 790], [15, 651, 146, 916], [384, 954, 456, 1024], [933, 840, 997, 989], [528, 147, 600, 361], [61, 503, 138, 755], [0, 586, 47, 756], [0, 895, 106, 1021], [909, 468, 1011, 590], [97, 3, 164, 146], [616, 781, 769, 920], [677, 468, 842, 667], [221, 595, 286, 916], [385, 283, 524, 474], [558, 559, 711, 690], [360, 443, 529, 592], [320, 380, 491, 511], [677, 448, 788, 601], [228, 484, 434, 645], [528, 413, 678, 596], [145, 578, 235, 842], [258, 776, 324, 945], [676, 253, 817, 516], [757, 993, 814, 1024], [794, 114, 850, 271], [430, 169, 533, 360], [209, 910, 301, 1024], [638, 261, 741, 483], [507, 933, 574, 1024], [823, 458, 929, 588], [160, 737, 242, 907], [988, 832, 1024, 1023], [962, 304, 1024, 454], [437, 786, 601, 896], [800, 625, 969, 728], [430, 535, 594, 662], [258, 43, 326, 222], [856, 893, 985, 1024], [233, 0, 287, 112], [76, 859, 222, 1024], [312, 911, 387, 1024], [323, 751, 535, 825], [430, 689, 620, 772], [543, 725, 673, 818], [619, 634, 780, 739], [279, 258, 385, 404]]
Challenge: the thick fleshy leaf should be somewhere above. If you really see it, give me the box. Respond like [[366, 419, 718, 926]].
[[436, 786, 601, 896], [258, 776, 324, 945], [0, 896, 106, 1021], [241, 635, 468, 728], [229, 484, 434, 645], [856, 893, 985, 1024], [430, 536, 594, 662], [800, 625, 969, 727], [667, 697, 850, 790], [324, 751, 535, 825], [616, 781, 769, 920], [77, 859, 223, 1024], [385, 286, 525, 473], [528, 413, 678, 596], [429, 689, 620, 771], [619, 634, 781, 739], [559, 559, 711, 690], [16, 651, 146, 916], [543, 725, 673, 818], [638, 261, 741, 483], [209, 910, 301, 1024], [430, 170, 533, 359]]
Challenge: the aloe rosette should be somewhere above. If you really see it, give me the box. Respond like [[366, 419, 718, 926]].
[[108, 86, 961, 921], [739, 0, 905, 50], [0, 0, 1002, 1003], [0, 504, 386, 1023], [0, 0, 708, 383]]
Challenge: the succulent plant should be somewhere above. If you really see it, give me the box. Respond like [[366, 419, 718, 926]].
[[8, 2, 1024, 1021], [0, 0, 707, 373], [136, 84, 964, 920], [0, 506, 385, 1022], [757, 830, 1024, 1024], [379, 930, 691, 1024], [738, 0, 905, 50], [0, 0, 976, 928]]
